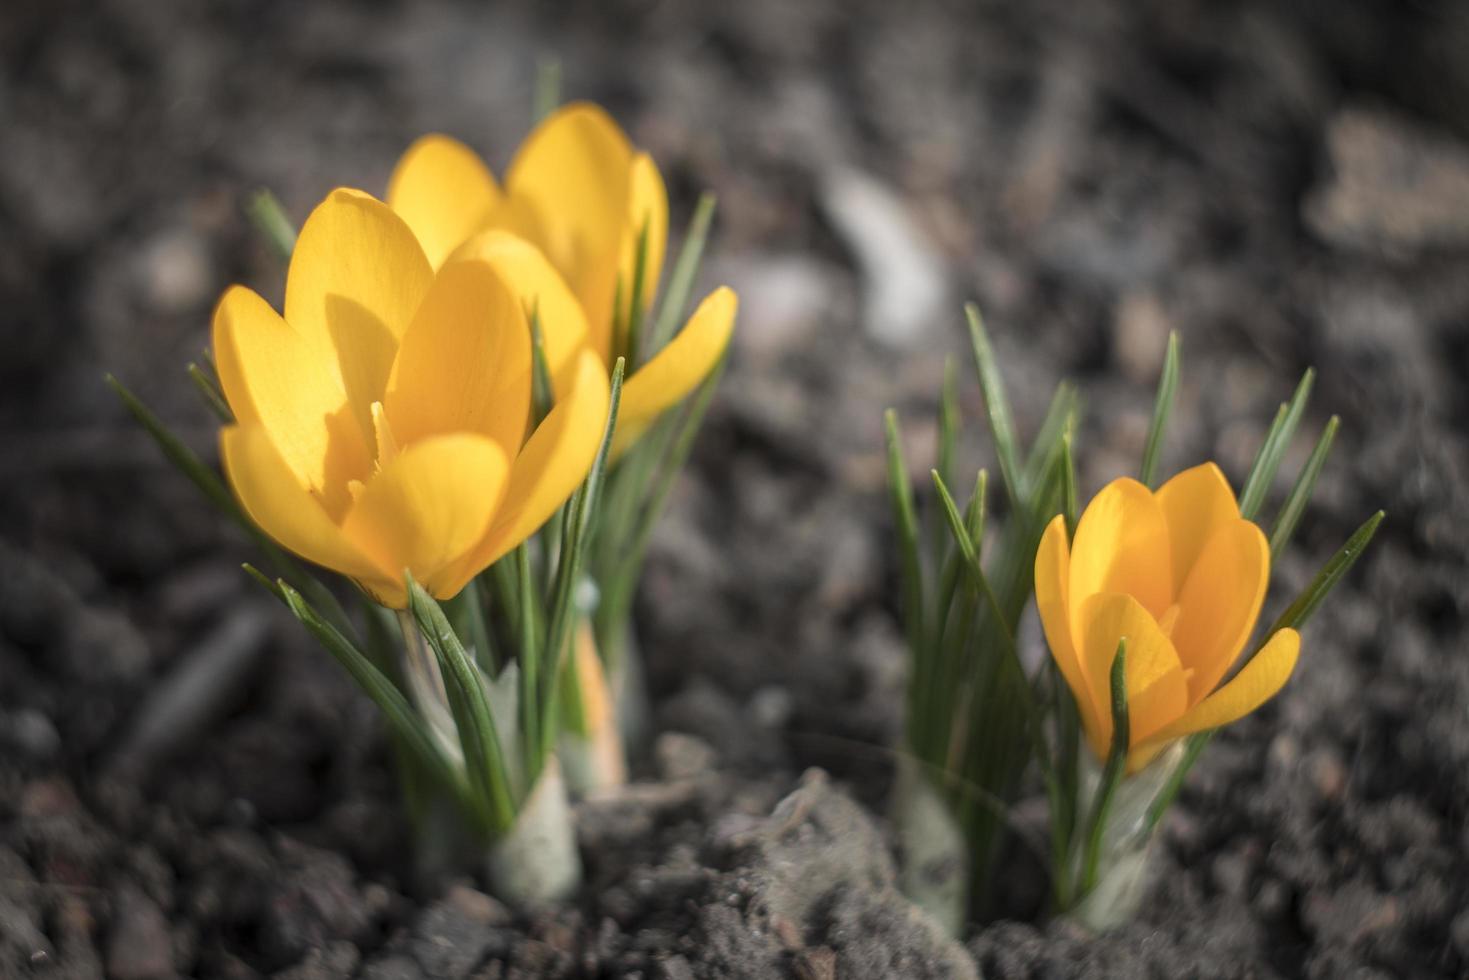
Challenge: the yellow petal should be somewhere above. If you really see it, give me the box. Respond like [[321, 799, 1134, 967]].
[[1035, 515, 1103, 742], [387, 134, 501, 271], [340, 433, 510, 606], [448, 230, 594, 397], [1135, 628, 1300, 750], [1069, 478, 1173, 631], [220, 424, 389, 584], [1156, 462, 1240, 586], [504, 102, 633, 339], [383, 251, 532, 458], [448, 349, 611, 582], [621, 151, 668, 314], [284, 189, 434, 436], [611, 287, 736, 459], [1171, 518, 1271, 703], [212, 285, 371, 519], [1079, 593, 1189, 754]]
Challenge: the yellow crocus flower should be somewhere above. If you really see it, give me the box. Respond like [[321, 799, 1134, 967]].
[[213, 188, 610, 608], [384, 102, 734, 458], [1035, 463, 1301, 772]]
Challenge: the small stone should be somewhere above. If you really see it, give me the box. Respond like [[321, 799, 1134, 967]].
[[138, 227, 213, 314], [1112, 291, 1171, 386], [1266, 732, 1301, 776], [360, 954, 425, 980], [443, 884, 510, 927], [1210, 852, 1252, 899], [0, 709, 61, 764], [654, 732, 719, 782], [719, 254, 842, 360], [410, 885, 507, 977], [658, 955, 696, 980], [1254, 878, 1292, 921], [749, 686, 794, 731], [819, 167, 948, 349], [273, 941, 360, 980], [1450, 907, 1469, 958], [260, 840, 375, 966], [1306, 747, 1348, 801], [1304, 105, 1469, 256], [20, 777, 80, 820], [106, 886, 175, 980]]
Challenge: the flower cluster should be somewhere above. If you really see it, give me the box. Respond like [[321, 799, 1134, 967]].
[[885, 316, 1380, 933], [387, 104, 734, 458], [215, 188, 611, 608], [114, 84, 1381, 933], [114, 94, 737, 908], [219, 105, 735, 611], [1036, 465, 1299, 773]]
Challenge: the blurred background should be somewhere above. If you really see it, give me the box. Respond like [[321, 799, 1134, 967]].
[[2, 1, 1466, 977]]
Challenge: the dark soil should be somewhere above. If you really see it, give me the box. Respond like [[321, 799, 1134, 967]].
[[3, 1, 1467, 977]]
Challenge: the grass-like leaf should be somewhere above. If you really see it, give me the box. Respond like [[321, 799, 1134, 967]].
[[108, 374, 237, 517], [514, 545, 543, 776], [931, 470, 1012, 650], [966, 303, 1023, 513], [538, 358, 625, 763], [245, 188, 297, 263], [1080, 638, 1130, 896], [1061, 422, 1079, 538], [1143, 730, 1210, 835], [1021, 382, 1077, 499], [109, 374, 358, 637], [646, 192, 717, 358], [277, 580, 464, 807], [406, 575, 516, 835], [1050, 670, 1081, 896], [528, 306, 557, 428], [1264, 509, 1384, 637], [602, 350, 728, 636], [1239, 369, 1314, 520], [1269, 416, 1339, 559], [931, 358, 960, 564], [622, 219, 652, 369], [1139, 331, 1179, 489], [533, 56, 562, 125], [885, 409, 926, 659], [446, 584, 495, 675], [187, 362, 233, 423]]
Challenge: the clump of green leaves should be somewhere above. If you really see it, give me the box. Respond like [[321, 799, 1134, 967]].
[[887, 315, 1383, 932], [885, 304, 1078, 918]]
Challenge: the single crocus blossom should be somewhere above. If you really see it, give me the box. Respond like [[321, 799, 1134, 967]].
[[1035, 463, 1301, 771], [384, 102, 734, 458], [213, 188, 610, 608]]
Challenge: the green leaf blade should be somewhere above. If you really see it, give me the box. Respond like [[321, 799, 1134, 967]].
[[884, 409, 926, 659], [646, 192, 717, 358], [965, 304, 1023, 514], [1265, 509, 1384, 638], [245, 188, 297, 263], [406, 575, 516, 835], [1240, 369, 1314, 520], [1139, 331, 1179, 489], [278, 581, 462, 805], [1269, 416, 1339, 560]]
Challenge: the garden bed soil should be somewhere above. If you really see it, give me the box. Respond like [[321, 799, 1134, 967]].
[[2, 0, 1467, 977]]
